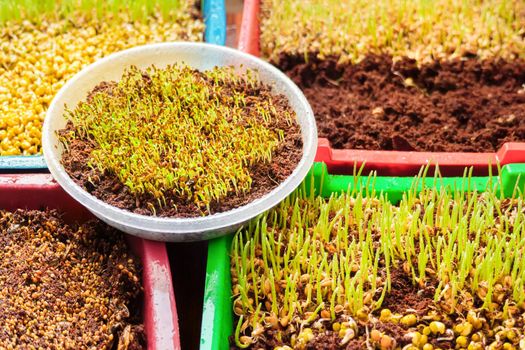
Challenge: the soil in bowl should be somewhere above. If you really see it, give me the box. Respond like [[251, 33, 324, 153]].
[[0, 209, 144, 349], [278, 54, 525, 152], [58, 64, 303, 217], [0, 0, 203, 156], [230, 181, 525, 349]]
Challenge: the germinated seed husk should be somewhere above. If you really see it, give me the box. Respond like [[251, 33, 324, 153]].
[[0, 209, 143, 349], [0, 2, 203, 156], [231, 184, 525, 349]]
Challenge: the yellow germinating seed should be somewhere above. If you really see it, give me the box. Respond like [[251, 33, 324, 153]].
[[0, 5, 203, 156], [261, 0, 525, 64]]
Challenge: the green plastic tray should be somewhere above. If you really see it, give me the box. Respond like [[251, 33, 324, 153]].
[[199, 162, 525, 350]]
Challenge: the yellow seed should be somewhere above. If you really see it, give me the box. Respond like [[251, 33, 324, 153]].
[[20, 140, 31, 150], [371, 329, 382, 342], [380, 309, 392, 321], [423, 344, 434, 350], [356, 308, 369, 321], [466, 311, 482, 329], [390, 314, 400, 324], [456, 336, 468, 347], [453, 323, 463, 334], [496, 330, 506, 339], [412, 332, 428, 346], [400, 314, 417, 327], [332, 322, 341, 332], [456, 322, 473, 336], [380, 335, 395, 350], [299, 328, 314, 343], [467, 343, 483, 350], [471, 332, 482, 342], [429, 321, 446, 334]]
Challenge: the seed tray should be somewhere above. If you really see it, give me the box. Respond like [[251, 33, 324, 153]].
[[0, 0, 226, 172], [0, 174, 180, 350], [199, 161, 525, 350], [237, 0, 525, 177]]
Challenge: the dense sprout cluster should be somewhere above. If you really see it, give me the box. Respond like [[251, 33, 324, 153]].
[[260, 0, 525, 64], [0, 0, 203, 156], [61, 64, 295, 212], [232, 179, 525, 349], [0, 209, 143, 349]]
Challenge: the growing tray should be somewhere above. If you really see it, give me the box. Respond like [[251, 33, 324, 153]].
[[237, 0, 525, 177], [199, 161, 525, 350], [0, 174, 180, 350], [0, 0, 226, 172]]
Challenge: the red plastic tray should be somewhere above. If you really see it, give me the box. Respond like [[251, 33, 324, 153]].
[[238, 0, 525, 176], [0, 174, 180, 350]]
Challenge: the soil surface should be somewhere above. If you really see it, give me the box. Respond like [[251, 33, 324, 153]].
[[279, 54, 525, 152], [60, 79, 303, 218], [306, 322, 408, 350], [0, 209, 144, 349], [237, 269, 446, 350], [380, 269, 435, 317]]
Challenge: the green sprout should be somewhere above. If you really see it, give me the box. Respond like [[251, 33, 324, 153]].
[[231, 171, 525, 349], [0, 0, 194, 24], [60, 64, 297, 214], [261, 0, 525, 64]]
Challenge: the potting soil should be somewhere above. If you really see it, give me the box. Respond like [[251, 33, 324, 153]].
[[280, 54, 525, 152]]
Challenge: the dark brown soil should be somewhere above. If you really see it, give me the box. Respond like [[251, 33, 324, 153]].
[[306, 322, 410, 350], [381, 269, 435, 317], [0, 209, 144, 349], [279, 54, 525, 152], [60, 78, 303, 218]]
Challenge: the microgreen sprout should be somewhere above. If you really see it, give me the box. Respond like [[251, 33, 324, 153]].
[[231, 170, 525, 349], [60, 64, 297, 214], [261, 0, 525, 64], [0, 0, 193, 24]]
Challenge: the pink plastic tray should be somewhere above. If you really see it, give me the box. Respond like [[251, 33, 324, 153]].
[[239, 0, 525, 176], [0, 174, 180, 350]]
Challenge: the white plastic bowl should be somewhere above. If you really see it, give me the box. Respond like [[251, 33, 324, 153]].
[[43, 43, 317, 241]]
